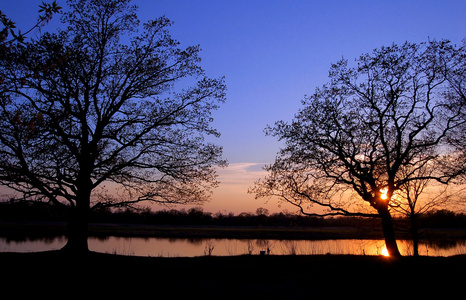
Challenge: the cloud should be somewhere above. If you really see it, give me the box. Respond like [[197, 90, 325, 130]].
[[216, 162, 266, 186]]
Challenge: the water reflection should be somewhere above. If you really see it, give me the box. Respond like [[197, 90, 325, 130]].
[[1, 236, 465, 257], [0, 236, 66, 252]]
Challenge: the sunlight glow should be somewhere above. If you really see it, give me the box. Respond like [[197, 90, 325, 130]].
[[380, 188, 388, 200], [381, 247, 389, 257]]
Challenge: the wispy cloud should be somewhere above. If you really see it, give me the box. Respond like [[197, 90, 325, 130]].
[[216, 162, 266, 186]]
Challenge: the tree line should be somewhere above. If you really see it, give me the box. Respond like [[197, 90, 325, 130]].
[[1, 200, 465, 229]]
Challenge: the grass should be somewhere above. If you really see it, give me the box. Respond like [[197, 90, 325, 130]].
[[0, 251, 464, 299]]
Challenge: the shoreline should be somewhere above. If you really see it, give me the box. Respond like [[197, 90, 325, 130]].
[[1, 220, 465, 240]]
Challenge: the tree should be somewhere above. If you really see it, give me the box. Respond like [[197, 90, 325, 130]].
[[251, 41, 466, 257], [0, 0, 226, 253], [1, 1, 62, 95], [444, 40, 466, 182], [392, 160, 452, 256], [0, 1, 62, 45]]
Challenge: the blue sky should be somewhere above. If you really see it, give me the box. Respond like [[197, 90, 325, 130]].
[[135, 0, 466, 163], [3, 0, 466, 213]]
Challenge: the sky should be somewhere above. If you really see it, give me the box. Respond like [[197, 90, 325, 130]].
[[2, 0, 466, 214]]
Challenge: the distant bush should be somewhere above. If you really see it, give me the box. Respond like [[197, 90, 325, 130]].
[[0, 200, 69, 222], [420, 209, 466, 228]]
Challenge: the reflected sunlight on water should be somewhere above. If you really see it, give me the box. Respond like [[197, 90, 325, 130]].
[[1, 236, 465, 257]]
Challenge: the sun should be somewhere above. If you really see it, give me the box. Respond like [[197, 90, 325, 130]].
[[380, 188, 388, 200], [381, 247, 389, 257]]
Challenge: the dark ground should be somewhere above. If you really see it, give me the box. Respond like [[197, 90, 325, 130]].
[[0, 251, 464, 299]]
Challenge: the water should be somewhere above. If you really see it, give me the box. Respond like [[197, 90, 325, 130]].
[[1, 236, 465, 257]]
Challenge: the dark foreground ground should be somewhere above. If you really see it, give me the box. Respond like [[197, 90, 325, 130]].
[[0, 251, 464, 299]]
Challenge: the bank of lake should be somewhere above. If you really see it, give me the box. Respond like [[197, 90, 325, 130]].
[[1, 221, 466, 240], [0, 250, 464, 299]]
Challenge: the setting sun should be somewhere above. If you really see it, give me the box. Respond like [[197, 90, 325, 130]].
[[380, 188, 388, 200], [381, 247, 389, 257]]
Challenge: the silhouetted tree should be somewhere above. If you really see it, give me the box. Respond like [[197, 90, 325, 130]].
[[0, 1, 62, 45], [256, 207, 270, 216], [251, 40, 466, 257], [1, 2, 62, 102], [392, 160, 452, 256], [0, 0, 226, 253], [444, 41, 466, 182]]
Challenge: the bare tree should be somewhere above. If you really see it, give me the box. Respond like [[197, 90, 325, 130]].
[[0, 0, 226, 253], [251, 41, 465, 257], [445, 40, 466, 182], [392, 158, 452, 256]]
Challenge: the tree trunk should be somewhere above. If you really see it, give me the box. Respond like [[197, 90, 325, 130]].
[[62, 206, 89, 253], [62, 132, 93, 254], [410, 214, 420, 257], [379, 207, 401, 257], [61, 181, 91, 254]]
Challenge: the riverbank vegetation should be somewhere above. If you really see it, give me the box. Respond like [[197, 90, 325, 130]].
[[1, 201, 465, 240], [1, 200, 465, 228]]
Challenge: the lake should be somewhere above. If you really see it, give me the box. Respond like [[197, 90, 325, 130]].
[[1, 236, 465, 256]]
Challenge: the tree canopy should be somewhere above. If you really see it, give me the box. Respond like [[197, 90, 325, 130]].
[[251, 40, 466, 256], [0, 0, 227, 252]]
